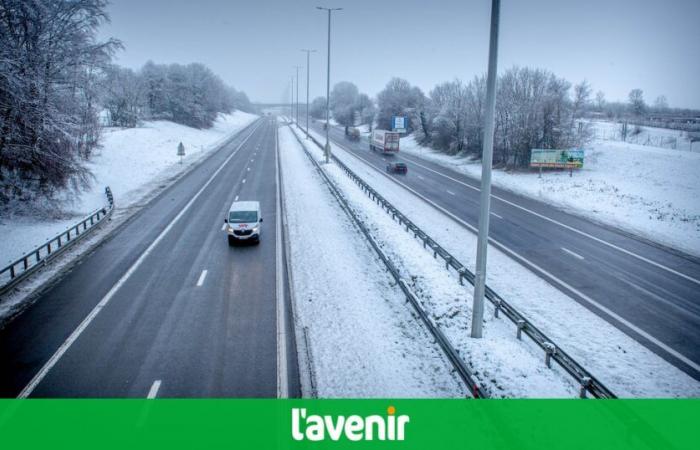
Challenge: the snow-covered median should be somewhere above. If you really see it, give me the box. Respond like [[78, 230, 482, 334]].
[[279, 125, 464, 397], [0, 111, 258, 265], [307, 126, 700, 397], [400, 132, 700, 256]]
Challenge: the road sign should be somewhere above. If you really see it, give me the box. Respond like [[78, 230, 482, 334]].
[[530, 148, 584, 169], [391, 116, 407, 133]]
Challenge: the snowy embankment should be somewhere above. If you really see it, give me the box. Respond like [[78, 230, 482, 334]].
[[306, 126, 700, 397], [0, 111, 258, 266], [399, 125, 700, 256], [279, 124, 464, 397]]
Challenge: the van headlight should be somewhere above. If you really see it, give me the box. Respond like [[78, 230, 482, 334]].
[[252, 226, 259, 233]]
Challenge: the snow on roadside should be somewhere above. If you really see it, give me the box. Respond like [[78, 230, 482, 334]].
[[0, 111, 258, 265], [307, 126, 700, 397], [399, 133, 700, 256], [279, 125, 465, 397]]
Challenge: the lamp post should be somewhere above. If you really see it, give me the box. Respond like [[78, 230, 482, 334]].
[[293, 65, 301, 125], [290, 76, 294, 122], [316, 6, 342, 163], [471, 0, 501, 339], [301, 49, 316, 138]]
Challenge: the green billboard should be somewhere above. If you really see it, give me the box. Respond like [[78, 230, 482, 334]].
[[530, 148, 584, 168]]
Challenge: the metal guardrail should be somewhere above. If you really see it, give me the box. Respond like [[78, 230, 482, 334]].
[[0, 187, 115, 296], [300, 124, 615, 399], [288, 124, 487, 398]]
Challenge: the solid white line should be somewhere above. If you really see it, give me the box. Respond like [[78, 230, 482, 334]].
[[196, 270, 208, 287], [147, 380, 162, 399], [16, 120, 264, 399], [398, 153, 700, 286], [417, 175, 424, 180], [490, 212, 503, 219], [561, 247, 585, 260], [326, 137, 700, 373], [446, 190, 456, 196], [275, 121, 289, 398]]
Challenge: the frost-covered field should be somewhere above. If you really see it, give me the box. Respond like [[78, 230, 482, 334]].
[[307, 126, 700, 397], [399, 123, 700, 256], [0, 111, 258, 265], [279, 124, 465, 397]]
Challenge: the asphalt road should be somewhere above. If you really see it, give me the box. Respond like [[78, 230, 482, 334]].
[[310, 121, 700, 380], [0, 117, 300, 397]]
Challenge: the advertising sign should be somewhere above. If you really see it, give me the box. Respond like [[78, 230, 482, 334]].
[[391, 116, 407, 133], [530, 148, 584, 168]]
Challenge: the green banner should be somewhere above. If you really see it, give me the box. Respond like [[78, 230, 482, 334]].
[[0, 399, 697, 449]]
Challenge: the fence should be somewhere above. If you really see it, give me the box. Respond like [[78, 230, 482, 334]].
[[0, 187, 115, 296]]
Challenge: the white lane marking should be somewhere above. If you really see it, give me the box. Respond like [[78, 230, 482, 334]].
[[446, 190, 456, 196], [561, 247, 585, 260], [221, 223, 226, 231], [242, 179, 246, 184], [417, 175, 424, 180], [235, 195, 239, 201], [196, 270, 208, 287], [16, 120, 264, 399], [490, 212, 503, 219], [397, 153, 700, 286], [275, 120, 289, 398], [147, 380, 162, 399], [247, 167, 251, 172], [327, 139, 700, 372], [251, 159, 255, 162]]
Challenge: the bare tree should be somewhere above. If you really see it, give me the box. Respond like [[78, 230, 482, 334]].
[[628, 89, 646, 117]]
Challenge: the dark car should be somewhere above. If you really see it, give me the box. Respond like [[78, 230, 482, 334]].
[[386, 162, 408, 174]]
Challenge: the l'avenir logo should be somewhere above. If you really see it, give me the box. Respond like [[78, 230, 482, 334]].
[[291, 406, 410, 442]]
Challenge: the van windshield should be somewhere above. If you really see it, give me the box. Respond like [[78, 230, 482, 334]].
[[229, 210, 257, 223]]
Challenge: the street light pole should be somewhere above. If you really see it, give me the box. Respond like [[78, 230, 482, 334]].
[[471, 0, 501, 339], [290, 76, 294, 122], [301, 49, 316, 138], [317, 6, 342, 163], [293, 65, 301, 126]]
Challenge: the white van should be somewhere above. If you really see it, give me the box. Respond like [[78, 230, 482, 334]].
[[225, 201, 262, 245]]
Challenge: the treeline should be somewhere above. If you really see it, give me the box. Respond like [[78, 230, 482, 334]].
[[0, 0, 252, 207], [311, 68, 593, 168], [102, 61, 254, 129]]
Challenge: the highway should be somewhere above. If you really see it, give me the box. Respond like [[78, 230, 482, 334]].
[[310, 121, 700, 380], [0, 117, 300, 397]]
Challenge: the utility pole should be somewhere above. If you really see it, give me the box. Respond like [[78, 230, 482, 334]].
[[471, 0, 501, 339], [293, 65, 301, 126], [301, 49, 316, 138], [317, 6, 342, 163], [290, 76, 294, 122]]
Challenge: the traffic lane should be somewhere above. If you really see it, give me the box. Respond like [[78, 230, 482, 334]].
[[314, 123, 700, 377], [320, 122, 700, 280], [0, 120, 263, 397], [26, 121, 269, 397]]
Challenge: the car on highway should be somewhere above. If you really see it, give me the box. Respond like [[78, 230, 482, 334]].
[[225, 200, 262, 245], [386, 162, 408, 175], [346, 127, 360, 141]]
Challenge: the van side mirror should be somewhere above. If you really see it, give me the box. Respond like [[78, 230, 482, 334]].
[[224, 218, 228, 223], [259, 217, 263, 222]]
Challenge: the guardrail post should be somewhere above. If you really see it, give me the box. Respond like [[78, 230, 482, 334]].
[[544, 342, 556, 368], [23, 257, 28, 270], [10, 265, 15, 278], [579, 377, 591, 398], [458, 268, 466, 285], [494, 300, 501, 318], [516, 319, 525, 340]]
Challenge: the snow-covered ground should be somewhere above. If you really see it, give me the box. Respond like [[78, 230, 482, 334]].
[[306, 126, 700, 397], [279, 124, 465, 397], [399, 126, 700, 256], [588, 120, 698, 152], [0, 111, 258, 266]]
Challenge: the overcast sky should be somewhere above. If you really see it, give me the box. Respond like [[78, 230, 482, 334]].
[[99, 0, 700, 108]]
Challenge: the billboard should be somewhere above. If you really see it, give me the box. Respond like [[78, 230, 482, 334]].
[[530, 148, 584, 168], [391, 116, 408, 133]]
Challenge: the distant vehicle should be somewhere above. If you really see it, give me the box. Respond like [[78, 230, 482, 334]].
[[225, 201, 262, 245], [370, 129, 400, 154], [386, 162, 408, 174], [346, 127, 360, 141]]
